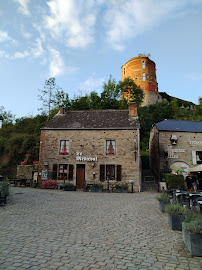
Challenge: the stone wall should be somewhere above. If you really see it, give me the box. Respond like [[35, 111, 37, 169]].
[[150, 127, 202, 179], [38, 129, 140, 191]]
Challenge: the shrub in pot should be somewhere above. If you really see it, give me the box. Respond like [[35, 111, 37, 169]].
[[165, 203, 191, 231], [157, 192, 170, 212], [63, 182, 76, 191], [182, 214, 202, 256], [115, 184, 128, 193], [90, 183, 103, 192]]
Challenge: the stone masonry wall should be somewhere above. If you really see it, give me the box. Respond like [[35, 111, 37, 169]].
[[38, 129, 140, 191]]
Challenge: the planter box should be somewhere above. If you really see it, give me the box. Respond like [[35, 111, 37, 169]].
[[44, 186, 58, 189], [168, 214, 185, 231], [182, 223, 202, 256], [90, 187, 103, 192], [116, 188, 128, 193], [159, 201, 170, 212], [63, 186, 76, 191]]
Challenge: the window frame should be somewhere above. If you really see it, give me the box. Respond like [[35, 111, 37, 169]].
[[59, 140, 69, 155], [106, 139, 116, 155]]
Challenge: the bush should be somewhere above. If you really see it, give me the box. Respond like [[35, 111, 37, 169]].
[[163, 174, 185, 190], [157, 192, 170, 202], [93, 183, 103, 188], [0, 182, 10, 197], [184, 214, 202, 234], [165, 203, 191, 215], [64, 182, 74, 187]]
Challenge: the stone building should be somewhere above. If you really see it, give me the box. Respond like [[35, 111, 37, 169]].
[[121, 56, 162, 106], [149, 119, 202, 182], [38, 103, 141, 191]]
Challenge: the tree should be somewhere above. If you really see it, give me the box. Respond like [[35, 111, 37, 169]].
[[0, 106, 15, 124], [53, 89, 71, 111], [38, 78, 62, 118], [100, 75, 120, 109], [116, 77, 144, 107]]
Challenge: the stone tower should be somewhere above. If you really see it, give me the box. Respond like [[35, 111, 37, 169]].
[[121, 56, 162, 106]]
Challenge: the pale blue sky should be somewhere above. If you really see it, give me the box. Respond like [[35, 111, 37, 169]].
[[1, 0, 202, 118]]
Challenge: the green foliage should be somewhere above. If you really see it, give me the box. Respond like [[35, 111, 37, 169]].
[[93, 183, 103, 188], [64, 182, 74, 187], [0, 182, 10, 197], [165, 203, 191, 215], [184, 214, 202, 234], [163, 174, 185, 190], [116, 77, 144, 107], [157, 192, 170, 202]]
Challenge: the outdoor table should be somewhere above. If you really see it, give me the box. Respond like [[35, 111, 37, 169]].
[[175, 191, 188, 204], [189, 192, 202, 207]]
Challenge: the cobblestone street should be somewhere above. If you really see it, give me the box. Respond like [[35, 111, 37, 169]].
[[0, 187, 202, 270]]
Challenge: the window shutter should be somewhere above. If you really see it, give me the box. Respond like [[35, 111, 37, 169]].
[[192, 151, 197, 165], [117, 165, 122, 181], [100, 165, 105, 182], [68, 165, 74, 180], [52, 164, 58, 180]]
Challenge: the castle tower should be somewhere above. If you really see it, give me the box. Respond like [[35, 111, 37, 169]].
[[121, 56, 161, 106]]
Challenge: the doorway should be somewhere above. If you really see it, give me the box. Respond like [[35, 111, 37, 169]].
[[76, 164, 85, 188]]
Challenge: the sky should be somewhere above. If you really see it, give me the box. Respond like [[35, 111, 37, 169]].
[[0, 0, 202, 119]]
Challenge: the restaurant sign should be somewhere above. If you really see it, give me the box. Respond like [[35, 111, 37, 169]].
[[76, 152, 98, 162]]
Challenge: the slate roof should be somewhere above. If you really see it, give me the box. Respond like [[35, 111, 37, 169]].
[[155, 119, 202, 132], [42, 110, 140, 130]]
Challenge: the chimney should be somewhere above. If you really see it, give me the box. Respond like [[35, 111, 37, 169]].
[[59, 106, 64, 114], [129, 102, 137, 117]]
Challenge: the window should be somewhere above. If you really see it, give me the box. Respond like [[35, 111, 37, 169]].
[[106, 140, 115, 155], [196, 151, 202, 164], [142, 61, 145, 69], [106, 165, 115, 180], [60, 140, 69, 155], [142, 73, 145, 81], [100, 165, 122, 181], [59, 164, 68, 180], [192, 151, 202, 164], [123, 67, 126, 75]]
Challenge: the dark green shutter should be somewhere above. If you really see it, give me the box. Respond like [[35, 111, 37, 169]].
[[52, 164, 58, 180], [100, 165, 105, 182], [117, 165, 122, 181], [68, 165, 74, 180]]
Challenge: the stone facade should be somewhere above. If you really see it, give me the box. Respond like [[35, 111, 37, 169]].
[[38, 104, 141, 191], [149, 120, 202, 180], [121, 56, 162, 106]]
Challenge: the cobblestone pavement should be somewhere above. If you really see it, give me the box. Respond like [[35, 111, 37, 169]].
[[0, 188, 202, 270]]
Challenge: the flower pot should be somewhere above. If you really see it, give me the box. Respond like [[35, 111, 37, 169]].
[[182, 222, 202, 256], [44, 186, 57, 189], [116, 188, 128, 193], [63, 186, 76, 191], [159, 201, 170, 212], [90, 187, 103, 192], [168, 214, 185, 231]]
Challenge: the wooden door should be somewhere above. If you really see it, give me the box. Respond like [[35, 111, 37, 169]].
[[76, 166, 85, 188]]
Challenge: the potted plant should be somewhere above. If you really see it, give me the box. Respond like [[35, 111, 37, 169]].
[[115, 184, 128, 193], [90, 183, 103, 192], [182, 213, 202, 256], [63, 182, 76, 191], [42, 179, 59, 189], [157, 192, 170, 212], [165, 203, 191, 231]]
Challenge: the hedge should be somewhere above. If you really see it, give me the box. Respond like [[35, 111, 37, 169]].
[[163, 173, 185, 190]]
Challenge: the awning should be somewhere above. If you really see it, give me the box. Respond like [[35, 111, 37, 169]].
[[189, 164, 202, 172]]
